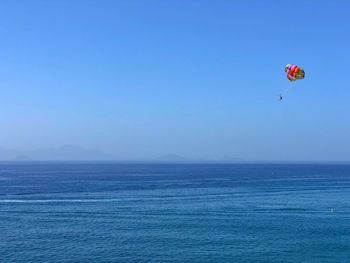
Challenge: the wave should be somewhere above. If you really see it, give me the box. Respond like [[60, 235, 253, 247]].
[[0, 199, 121, 203]]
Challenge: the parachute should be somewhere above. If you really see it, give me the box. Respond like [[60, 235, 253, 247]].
[[285, 64, 305, 82]]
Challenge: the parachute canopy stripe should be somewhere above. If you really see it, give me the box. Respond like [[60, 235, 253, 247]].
[[285, 64, 305, 81]]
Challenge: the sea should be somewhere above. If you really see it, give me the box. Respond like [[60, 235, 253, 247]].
[[1, 163, 350, 263]]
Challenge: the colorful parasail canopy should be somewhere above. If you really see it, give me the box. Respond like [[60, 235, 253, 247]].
[[285, 64, 305, 81]]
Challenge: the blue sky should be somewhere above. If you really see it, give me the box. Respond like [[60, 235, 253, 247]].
[[0, 0, 349, 161]]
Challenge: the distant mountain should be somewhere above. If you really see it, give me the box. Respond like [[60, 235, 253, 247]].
[[154, 154, 245, 163], [0, 146, 245, 163], [26, 145, 108, 161], [0, 147, 20, 160], [0, 145, 108, 161], [13, 154, 31, 161], [216, 155, 245, 163], [155, 154, 189, 162]]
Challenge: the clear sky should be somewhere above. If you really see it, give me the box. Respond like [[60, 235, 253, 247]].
[[1, 0, 350, 161]]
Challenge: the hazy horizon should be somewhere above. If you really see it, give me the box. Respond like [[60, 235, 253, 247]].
[[1, 1, 350, 162], [1, 144, 350, 163]]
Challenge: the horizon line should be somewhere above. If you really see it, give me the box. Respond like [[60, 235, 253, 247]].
[[1, 160, 350, 165]]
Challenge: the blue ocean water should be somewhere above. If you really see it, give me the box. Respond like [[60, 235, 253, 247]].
[[1, 163, 350, 262]]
